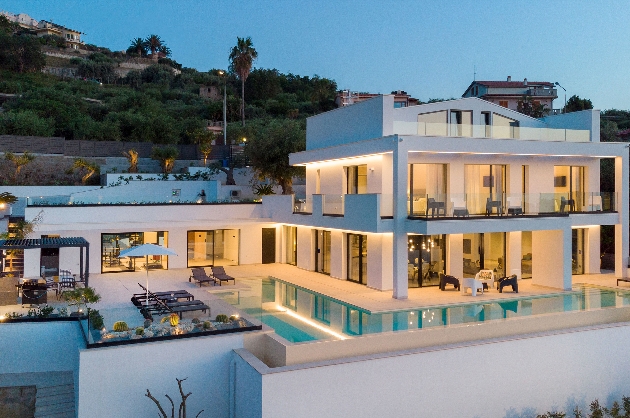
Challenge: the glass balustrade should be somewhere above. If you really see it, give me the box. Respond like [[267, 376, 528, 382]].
[[322, 194, 344, 216], [407, 192, 617, 218], [393, 121, 590, 142], [293, 195, 312, 214]]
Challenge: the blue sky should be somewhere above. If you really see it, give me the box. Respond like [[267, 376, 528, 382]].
[[3, 1, 629, 110]]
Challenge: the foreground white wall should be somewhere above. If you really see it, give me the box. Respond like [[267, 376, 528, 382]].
[[234, 322, 630, 418], [78, 333, 246, 418]]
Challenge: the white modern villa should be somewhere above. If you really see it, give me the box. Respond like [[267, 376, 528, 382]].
[[1, 95, 630, 418]]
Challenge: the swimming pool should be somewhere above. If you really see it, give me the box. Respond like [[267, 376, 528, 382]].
[[215, 277, 630, 343]]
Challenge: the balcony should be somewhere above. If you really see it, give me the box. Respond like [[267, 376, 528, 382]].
[[527, 88, 557, 97], [393, 122, 590, 142], [408, 192, 616, 219]]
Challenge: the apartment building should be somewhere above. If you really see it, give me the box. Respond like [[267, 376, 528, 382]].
[[462, 76, 558, 112]]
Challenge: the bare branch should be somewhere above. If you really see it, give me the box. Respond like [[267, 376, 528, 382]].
[[145, 389, 168, 418]]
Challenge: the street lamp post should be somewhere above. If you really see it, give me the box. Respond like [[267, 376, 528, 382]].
[[555, 82, 566, 114], [218, 70, 227, 146]]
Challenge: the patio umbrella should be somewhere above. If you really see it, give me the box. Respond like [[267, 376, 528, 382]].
[[118, 243, 178, 306]]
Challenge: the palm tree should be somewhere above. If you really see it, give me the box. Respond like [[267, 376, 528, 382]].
[[5, 151, 35, 184], [229, 37, 258, 126], [122, 149, 139, 173], [127, 37, 146, 56], [145, 34, 163, 61], [67, 158, 100, 184]]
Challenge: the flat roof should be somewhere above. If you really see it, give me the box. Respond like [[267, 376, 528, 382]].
[[0, 237, 89, 250]]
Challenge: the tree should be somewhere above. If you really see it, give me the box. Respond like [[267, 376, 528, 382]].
[[127, 37, 147, 56], [0, 32, 46, 73], [517, 95, 550, 118], [565, 95, 593, 113], [244, 119, 306, 194], [229, 37, 258, 126], [145, 34, 163, 61], [0, 192, 18, 206], [123, 149, 139, 173], [5, 151, 35, 183], [67, 158, 100, 184], [151, 146, 179, 173], [199, 139, 214, 167]]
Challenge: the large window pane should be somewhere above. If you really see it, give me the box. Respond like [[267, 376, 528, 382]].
[[101, 231, 168, 273], [186, 230, 239, 267]]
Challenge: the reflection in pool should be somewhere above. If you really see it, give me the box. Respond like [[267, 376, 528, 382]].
[[215, 278, 630, 344]]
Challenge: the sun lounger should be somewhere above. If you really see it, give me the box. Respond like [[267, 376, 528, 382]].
[[135, 283, 194, 301], [132, 287, 209, 319], [210, 266, 236, 286], [189, 268, 216, 287]]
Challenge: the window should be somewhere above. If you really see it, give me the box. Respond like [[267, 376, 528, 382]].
[[450, 110, 472, 137], [394, 102, 407, 108], [347, 234, 367, 284], [187, 230, 239, 267], [101, 231, 168, 273], [315, 230, 331, 274], [499, 100, 509, 108], [346, 165, 367, 194], [408, 164, 447, 216], [313, 295, 330, 324], [417, 110, 447, 136], [285, 226, 297, 265]]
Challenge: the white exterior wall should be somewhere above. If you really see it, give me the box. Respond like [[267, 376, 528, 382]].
[[234, 323, 630, 418], [296, 226, 312, 271], [78, 334, 246, 418], [22, 204, 266, 276], [330, 230, 344, 280]]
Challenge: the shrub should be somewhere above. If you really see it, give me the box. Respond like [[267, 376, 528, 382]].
[[88, 309, 104, 330], [135, 327, 144, 336], [215, 314, 229, 323], [113, 321, 128, 332]]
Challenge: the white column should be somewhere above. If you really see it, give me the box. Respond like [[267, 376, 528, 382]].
[[615, 154, 629, 278], [447, 234, 463, 279], [392, 136, 408, 299], [585, 226, 600, 274], [532, 228, 571, 290], [506, 231, 522, 279]]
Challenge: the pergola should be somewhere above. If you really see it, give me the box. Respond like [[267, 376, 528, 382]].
[[0, 237, 90, 286]]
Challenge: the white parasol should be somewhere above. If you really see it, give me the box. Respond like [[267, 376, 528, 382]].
[[118, 243, 177, 306]]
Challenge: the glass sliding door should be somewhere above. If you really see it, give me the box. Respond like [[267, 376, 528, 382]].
[[572, 228, 585, 275], [101, 231, 168, 273], [408, 234, 446, 287], [347, 233, 367, 285], [521, 231, 532, 279], [285, 226, 297, 266], [462, 232, 505, 278], [554, 166, 585, 212], [464, 164, 506, 215], [186, 229, 239, 267], [408, 164, 447, 216], [315, 230, 331, 274], [346, 165, 367, 194]]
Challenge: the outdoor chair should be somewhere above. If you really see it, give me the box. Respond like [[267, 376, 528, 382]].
[[451, 198, 469, 217], [486, 197, 503, 216], [439, 272, 460, 291], [461, 278, 484, 296], [210, 266, 236, 286], [497, 275, 518, 293], [189, 268, 216, 287], [560, 196, 575, 213], [587, 195, 602, 211], [507, 197, 523, 215], [475, 269, 495, 291], [427, 198, 446, 217]]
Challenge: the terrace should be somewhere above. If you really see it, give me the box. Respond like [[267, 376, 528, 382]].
[[1, 264, 626, 366]]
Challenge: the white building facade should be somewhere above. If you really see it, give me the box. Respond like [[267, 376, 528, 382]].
[[263, 96, 629, 299]]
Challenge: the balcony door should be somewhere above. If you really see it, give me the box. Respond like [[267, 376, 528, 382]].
[[408, 164, 447, 216], [346, 165, 367, 195], [464, 165, 506, 215]]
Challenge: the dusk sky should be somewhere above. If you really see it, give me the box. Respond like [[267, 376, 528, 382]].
[[3, 1, 629, 110]]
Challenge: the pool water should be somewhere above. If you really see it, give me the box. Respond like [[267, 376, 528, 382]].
[[216, 278, 630, 344]]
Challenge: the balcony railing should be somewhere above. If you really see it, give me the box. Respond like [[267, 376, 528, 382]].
[[322, 194, 344, 216], [408, 192, 616, 218], [393, 122, 590, 142], [527, 88, 557, 97]]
